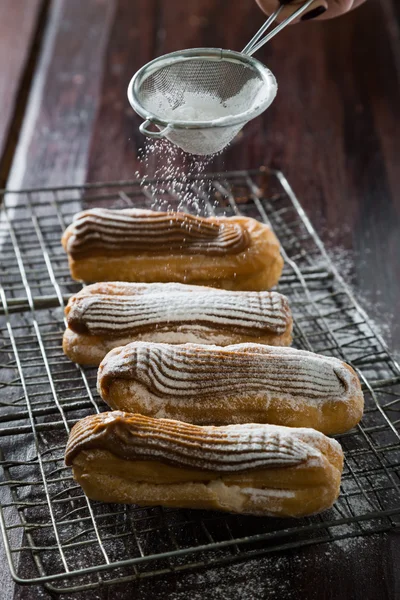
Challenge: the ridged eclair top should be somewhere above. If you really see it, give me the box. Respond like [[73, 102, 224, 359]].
[[65, 282, 292, 337], [97, 342, 362, 405], [65, 411, 342, 472], [62, 208, 251, 259]]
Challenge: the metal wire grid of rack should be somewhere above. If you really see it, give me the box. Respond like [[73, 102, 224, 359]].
[[0, 168, 400, 595]]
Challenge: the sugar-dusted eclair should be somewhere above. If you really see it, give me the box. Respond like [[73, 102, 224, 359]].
[[97, 342, 364, 435], [61, 208, 284, 291], [63, 282, 293, 366], [65, 411, 344, 518]]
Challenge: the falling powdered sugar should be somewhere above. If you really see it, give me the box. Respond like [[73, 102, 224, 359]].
[[134, 139, 219, 214]]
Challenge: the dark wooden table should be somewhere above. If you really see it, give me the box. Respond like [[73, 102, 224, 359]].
[[1, 0, 399, 598]]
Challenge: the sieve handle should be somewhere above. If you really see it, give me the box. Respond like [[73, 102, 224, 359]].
[[139, 119, 172, 139], [243, 0, 315, 56]]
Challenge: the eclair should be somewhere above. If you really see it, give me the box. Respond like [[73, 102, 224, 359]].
[[65, 411, 344, 518], [97, 342, 364, 435], [61, 208, 283, 290], [63, 282, 293, 366]]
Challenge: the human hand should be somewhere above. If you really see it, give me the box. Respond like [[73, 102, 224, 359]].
[[256, 0, 367, 22]]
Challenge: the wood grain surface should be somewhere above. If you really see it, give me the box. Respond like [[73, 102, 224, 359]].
[[0, 0, 45, 187], [6, 0, 116, 191], [1, 0, 400, 598]]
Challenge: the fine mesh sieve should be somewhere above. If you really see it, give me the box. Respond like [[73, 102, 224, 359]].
[[129, 49, 276, 155], [127, 0, 315, 155]]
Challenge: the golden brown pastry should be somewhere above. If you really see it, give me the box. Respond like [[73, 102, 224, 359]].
[[61, 208, 283, 290], [97, 342, 364, 435], [63, 282, 293, 366], [65, 411, 344, 517]]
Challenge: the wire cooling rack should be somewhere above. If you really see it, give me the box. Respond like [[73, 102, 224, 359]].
[[1, 167, 400, 594]]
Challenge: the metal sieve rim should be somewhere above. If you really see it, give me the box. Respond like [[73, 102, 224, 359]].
[[127, 48, 277, 131]]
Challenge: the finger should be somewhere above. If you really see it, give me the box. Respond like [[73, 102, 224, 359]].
[[256, 0, 328, 23], [315, 0, 367, 21], [256, 0, 365, 23]]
